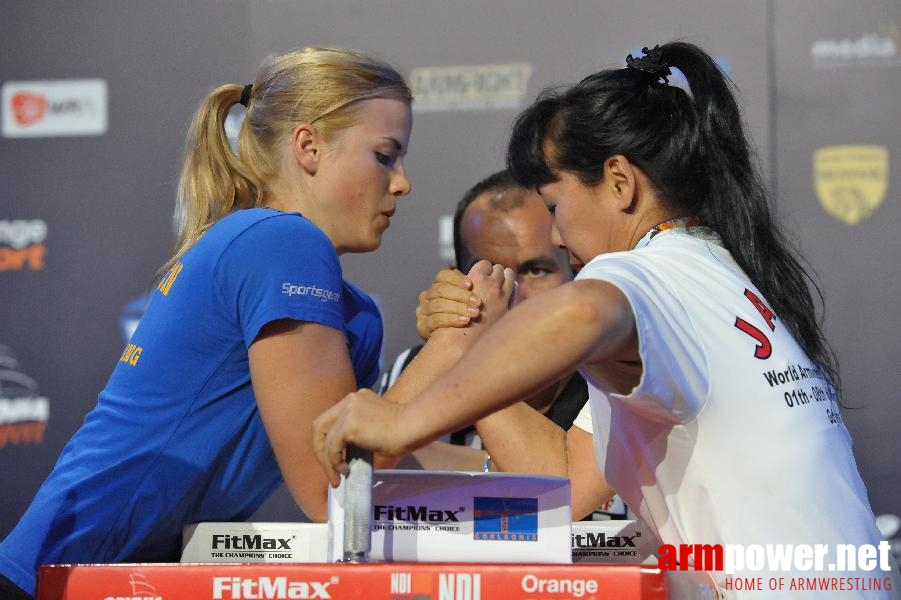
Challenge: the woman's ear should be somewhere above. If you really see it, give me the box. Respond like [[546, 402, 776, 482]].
[[291, 124, 321, 175], [605, 154, 637, 211]]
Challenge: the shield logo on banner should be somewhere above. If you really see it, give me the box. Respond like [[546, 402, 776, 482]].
[[813, 145, 889, 225]]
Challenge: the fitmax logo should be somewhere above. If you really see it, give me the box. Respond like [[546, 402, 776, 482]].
[[374, 504, 461, 522], [211, 534, 293, 551], [212, 577, 334, 599], [572, 532, 639, 548]]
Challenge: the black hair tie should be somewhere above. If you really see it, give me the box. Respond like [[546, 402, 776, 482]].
[[626, 45, 672, 84], [239, 83, 253, 107]]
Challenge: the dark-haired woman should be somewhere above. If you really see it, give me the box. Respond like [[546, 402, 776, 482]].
[[314, 42, 898, 596]]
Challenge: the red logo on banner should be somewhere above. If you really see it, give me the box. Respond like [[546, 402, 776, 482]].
[[11, 92, 48, 126]]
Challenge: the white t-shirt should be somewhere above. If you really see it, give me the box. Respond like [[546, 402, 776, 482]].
[[572, 228, 896, 597]]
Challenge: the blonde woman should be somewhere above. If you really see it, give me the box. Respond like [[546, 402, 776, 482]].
[[0, 47, 511, 599]]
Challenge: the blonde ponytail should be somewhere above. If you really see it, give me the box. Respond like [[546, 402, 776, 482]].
[[160, 47, 411, 279]]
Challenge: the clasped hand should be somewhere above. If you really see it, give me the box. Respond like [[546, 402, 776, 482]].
[[312, 260, 514, 486]]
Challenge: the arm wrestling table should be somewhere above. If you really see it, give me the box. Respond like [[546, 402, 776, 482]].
[[35, 450, 718, 599]]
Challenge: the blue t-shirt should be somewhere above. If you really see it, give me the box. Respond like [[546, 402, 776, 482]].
[[0, 208, 382, 594]]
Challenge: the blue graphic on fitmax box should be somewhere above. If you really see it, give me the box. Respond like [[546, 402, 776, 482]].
[[473, 497, 538, 541]]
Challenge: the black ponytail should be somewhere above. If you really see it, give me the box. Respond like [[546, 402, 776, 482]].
[[662, 42, 839, 398], [508, 41, 841, 399]]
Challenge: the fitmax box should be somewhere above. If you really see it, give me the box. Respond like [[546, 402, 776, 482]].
[[180, 520, 654, 565], [329, 470, 572, 563], [181, 522, 329, 563]]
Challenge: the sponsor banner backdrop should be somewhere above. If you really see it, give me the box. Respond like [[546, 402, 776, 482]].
[[1, 0, 898, 563], [0, 0, 250, 534], [772, 0, 901, 532]]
